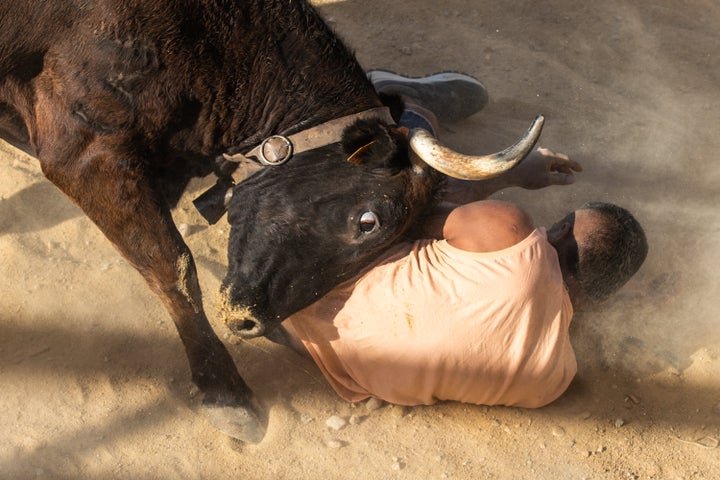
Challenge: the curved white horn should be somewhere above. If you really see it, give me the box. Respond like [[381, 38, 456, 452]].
[[409, 115, 545, 180]]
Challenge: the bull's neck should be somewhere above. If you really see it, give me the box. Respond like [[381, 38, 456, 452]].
[[214, 0, 383, 152]]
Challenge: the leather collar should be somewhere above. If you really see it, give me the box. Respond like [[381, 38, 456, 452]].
[[222, 106, 395, 168]]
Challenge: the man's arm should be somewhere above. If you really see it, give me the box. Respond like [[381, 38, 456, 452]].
[[442, 148, 582, 205], [407, 148, 581, 239]]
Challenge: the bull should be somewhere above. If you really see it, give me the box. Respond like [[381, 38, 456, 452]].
[[0, 0, 542, 442]]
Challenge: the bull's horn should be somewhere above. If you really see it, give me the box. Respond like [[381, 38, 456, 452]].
[[409, 115, 545, 180]]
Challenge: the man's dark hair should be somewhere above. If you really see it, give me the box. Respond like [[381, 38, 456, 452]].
[[576, 202, 648, 301]]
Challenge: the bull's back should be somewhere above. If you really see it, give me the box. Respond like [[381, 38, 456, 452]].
[[0, 1, 79, 78], [0, 0, 367, 164], [0, 1, 253, 154]]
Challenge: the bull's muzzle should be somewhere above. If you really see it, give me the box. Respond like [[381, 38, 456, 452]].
[[218, 287, 271, 339]]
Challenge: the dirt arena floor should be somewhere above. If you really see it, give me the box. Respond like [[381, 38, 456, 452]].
[[1, 1, 719, 478]]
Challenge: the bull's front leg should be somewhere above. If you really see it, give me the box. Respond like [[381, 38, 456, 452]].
[[38, 134, 266, 442]]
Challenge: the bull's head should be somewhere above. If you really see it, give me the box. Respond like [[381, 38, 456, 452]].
[[218, 113, 543, 338]]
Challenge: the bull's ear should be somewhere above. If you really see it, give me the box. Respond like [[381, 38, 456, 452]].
[[342, 119, 407, 169]]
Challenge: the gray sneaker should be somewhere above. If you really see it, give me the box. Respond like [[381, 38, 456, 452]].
[[367, 70, 489, 122]]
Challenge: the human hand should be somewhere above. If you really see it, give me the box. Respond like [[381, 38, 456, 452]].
[[507, 147, 583, 190]]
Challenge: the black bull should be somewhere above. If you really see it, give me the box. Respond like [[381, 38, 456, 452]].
[[0, 0, 542, 441]]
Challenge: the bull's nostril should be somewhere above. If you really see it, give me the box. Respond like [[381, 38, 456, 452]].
[[238, 319, 258, 331], [217, 289, 267, 338], [227, 317, 266, 339]]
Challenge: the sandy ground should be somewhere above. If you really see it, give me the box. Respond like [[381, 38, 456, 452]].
[[1, 0, 719, 479]]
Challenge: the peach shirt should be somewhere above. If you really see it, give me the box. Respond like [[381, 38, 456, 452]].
[[284, 228, 576, 408]]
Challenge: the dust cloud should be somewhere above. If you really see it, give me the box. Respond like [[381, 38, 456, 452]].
[[441, 1, 720, 380]]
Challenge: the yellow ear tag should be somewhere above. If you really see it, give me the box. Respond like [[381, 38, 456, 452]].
[[347, 140, 377, 165]]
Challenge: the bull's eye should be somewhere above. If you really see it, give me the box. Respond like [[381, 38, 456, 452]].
[[359, 211, 380, 234]]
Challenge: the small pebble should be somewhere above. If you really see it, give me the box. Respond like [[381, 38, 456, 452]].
[[325, 415, 347, 431], [300, 414, 314, 424], [614, 418, 626, 427], [325, 439, 344, 449], [579, 411, 592, 420], [391, 457, 404, 470], [704, 437, 719, 448], [551, 426, 566, 437], [178, 223, 190, 237], [391, 405, 409, 418], [365, 397, 384, 412], [349, 414, 365, 425]]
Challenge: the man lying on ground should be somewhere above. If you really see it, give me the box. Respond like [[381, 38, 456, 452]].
[[273, 72, 648, 408]]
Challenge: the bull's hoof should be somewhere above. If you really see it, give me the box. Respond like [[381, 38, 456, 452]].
[[202, 393, 267, 443]]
